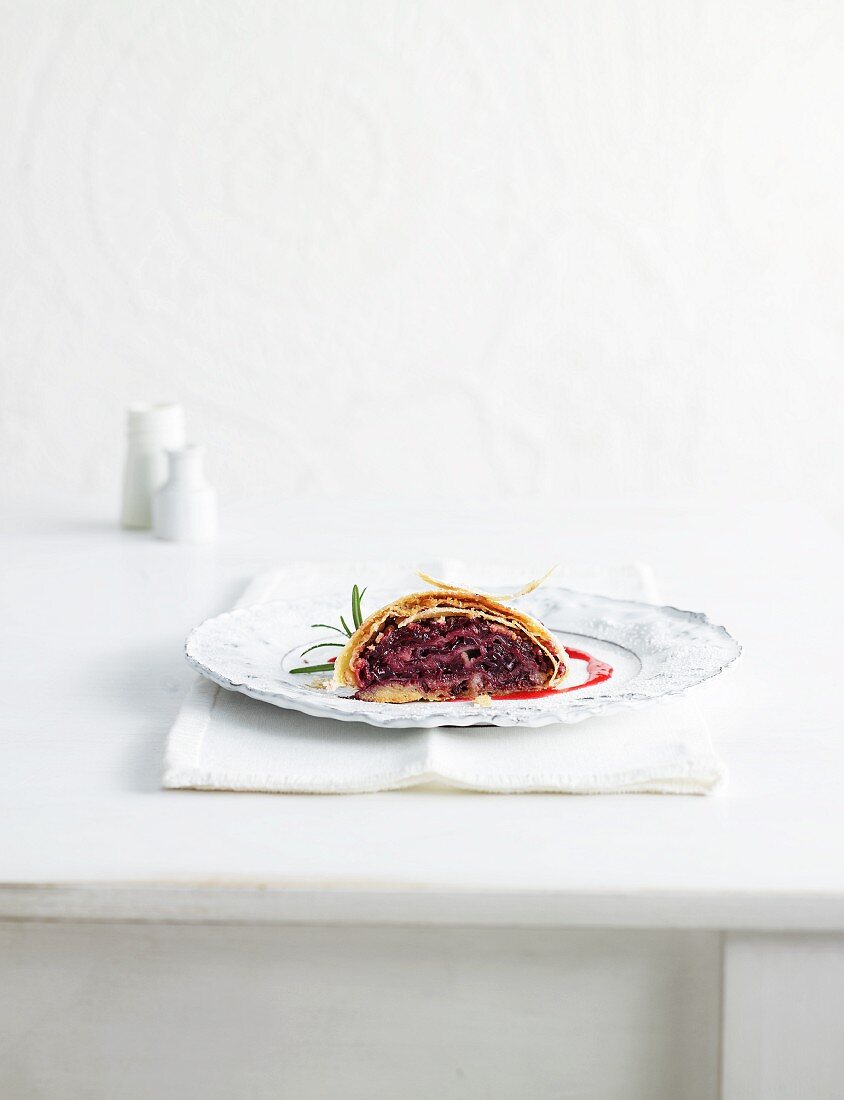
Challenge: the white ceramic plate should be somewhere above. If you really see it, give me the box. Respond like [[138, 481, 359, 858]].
[[184, 586, 741, 729]]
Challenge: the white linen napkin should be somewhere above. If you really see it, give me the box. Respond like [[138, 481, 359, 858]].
[[163, 562, 726, 795]]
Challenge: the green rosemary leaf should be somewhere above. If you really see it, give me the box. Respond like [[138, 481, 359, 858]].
[[295, 583, 367, 676], [300, 641, 345, 656], [310, 623, 348, 635]]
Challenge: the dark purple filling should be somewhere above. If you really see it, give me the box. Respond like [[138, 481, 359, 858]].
[[354, 615, 553, 700]]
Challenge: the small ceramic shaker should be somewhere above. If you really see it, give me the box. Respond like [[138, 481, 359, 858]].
[[152, 445, 218, 543], [121, 403, 186, 529]]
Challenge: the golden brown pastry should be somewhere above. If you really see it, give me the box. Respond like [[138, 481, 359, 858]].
[[333, 582, 569, 703]]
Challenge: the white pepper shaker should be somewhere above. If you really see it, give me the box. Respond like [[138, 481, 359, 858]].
[[121, 403, 186, 529], [152, 445, 218, 543]]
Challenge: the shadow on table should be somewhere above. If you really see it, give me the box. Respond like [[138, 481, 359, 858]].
[[89, 642, 197, 793]]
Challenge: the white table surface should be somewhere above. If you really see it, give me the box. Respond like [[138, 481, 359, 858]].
[[2, 494, 843, 929]]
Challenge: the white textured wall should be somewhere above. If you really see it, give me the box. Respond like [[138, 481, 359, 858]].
[[2, 1, 842, 508]]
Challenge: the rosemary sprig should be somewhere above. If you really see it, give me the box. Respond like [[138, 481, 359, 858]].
[[290, 584, 367, 675], [310, 623, 348, 636], [351, 584, 367, 629], [300, 641, 346, 657]]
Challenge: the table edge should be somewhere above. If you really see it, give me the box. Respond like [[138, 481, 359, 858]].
[[2, 884, 844, 931]]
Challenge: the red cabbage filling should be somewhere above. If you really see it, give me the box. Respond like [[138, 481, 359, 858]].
[[353, 615, 554, 700]]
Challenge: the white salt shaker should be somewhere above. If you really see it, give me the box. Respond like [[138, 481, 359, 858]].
[[121, 403, 186, 529], [152, 445, 218, 543]]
